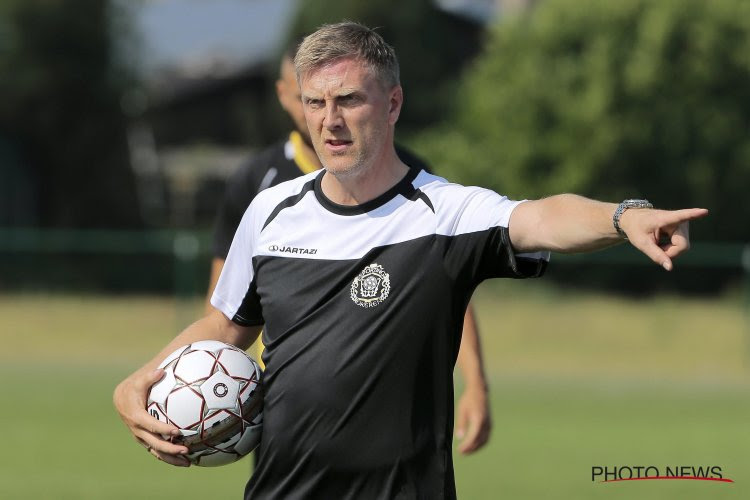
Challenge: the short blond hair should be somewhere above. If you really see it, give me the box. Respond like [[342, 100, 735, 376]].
[[294, 21, 400, 89]]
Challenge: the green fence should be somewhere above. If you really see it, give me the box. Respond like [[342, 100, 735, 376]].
[[1, 227, 747, 355], [0, 227, 211, 295], [0, 227, 747, 295]]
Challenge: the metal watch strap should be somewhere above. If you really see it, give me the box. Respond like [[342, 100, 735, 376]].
[[613, 199, 653, 239]]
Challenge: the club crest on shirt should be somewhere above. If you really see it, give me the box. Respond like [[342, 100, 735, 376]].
[[351, 263, 391, 308]]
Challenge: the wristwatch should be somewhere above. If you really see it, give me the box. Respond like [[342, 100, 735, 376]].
[[613, 199, 653, 239]]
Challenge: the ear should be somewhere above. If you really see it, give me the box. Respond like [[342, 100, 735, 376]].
[[275, 79, 286, 105], [388, 85, 403, 125]]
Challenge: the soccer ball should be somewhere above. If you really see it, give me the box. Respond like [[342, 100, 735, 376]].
[[146, 340, 263, 466]]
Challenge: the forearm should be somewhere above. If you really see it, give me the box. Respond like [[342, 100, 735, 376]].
[[456, 305, 488, 393], [130, 310, 259, 379], [455, 304, 492, 454], [510, 194, 621, 253]]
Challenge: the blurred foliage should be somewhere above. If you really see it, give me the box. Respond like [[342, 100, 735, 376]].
[[0, 0, 142, 228], [418, 0, 750, 242], [287, 0, 484, 137]]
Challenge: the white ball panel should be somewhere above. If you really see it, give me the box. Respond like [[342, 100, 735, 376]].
[[158, 345, 189, 369], [146, 402, 169, 425], [202, 409, 233, 429], [239, 379, 260, 402], [195, 450, 238, 467], [200, 372, 240, 410], [174, 350, 216, 383], [190, 340, 232, 354], [249, 410, 263, 426], [217, 349, 255, 379], [166, 387, 204, 429], [202, 414, 243, 451], [234, 424, 262, 455], [147, 368, 177, 405], [215, 432, 242, 451], [201, 410, 242, 451], [185, 448, 210, 465], [145, 340, 263, 467]]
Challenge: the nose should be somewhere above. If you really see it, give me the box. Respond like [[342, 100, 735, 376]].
[[323, 102, 343, 131]]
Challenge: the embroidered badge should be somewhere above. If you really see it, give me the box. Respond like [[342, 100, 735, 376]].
[[350, 263, 391, 308]]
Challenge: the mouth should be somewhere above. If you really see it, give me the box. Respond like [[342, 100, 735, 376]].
[[324, 138, 353, 153]]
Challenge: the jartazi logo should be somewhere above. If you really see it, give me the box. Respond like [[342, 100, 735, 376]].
[[268, 244, 317, 255], [592, 465, 733, 483]]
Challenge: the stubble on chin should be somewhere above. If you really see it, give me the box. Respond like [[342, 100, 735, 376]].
[[322, 151, 370, 180]]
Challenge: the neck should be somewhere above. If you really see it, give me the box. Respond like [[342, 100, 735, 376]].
[[320, 148, 409, 206]]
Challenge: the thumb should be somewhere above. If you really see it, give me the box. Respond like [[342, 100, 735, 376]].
[[630, 235, 673, 271], [644, 241, 674, 271], [137, 368, 166, 393], [458, 416, 481, 454], [148, 368, 166, 383]]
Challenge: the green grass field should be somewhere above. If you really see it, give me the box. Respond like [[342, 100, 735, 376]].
[[0, 284, 747, 499]]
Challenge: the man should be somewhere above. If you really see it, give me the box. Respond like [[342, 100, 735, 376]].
[[207, 44, 491, 455], [114, 22, 707, 499]]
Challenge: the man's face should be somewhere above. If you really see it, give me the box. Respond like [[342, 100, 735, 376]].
[[299, 57, 401, 178], [276, 58, 309, 141]]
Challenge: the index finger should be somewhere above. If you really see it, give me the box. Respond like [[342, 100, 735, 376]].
[[140, 406, 181, 437], [136, 407, 188, 456], [138, 423, 190, 457], [659, 208, 709, 225], [137, 369, 182, 437]]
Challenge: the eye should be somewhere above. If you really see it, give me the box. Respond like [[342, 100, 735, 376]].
[[338, 94, 360, 106], [305, 98, 323, 109]]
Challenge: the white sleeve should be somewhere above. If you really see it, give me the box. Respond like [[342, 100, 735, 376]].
[[210, 203, 264, 325]]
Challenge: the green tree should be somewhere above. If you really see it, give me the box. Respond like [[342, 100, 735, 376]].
[[0, 0, 142, 228], [420, 0, 750, 242]]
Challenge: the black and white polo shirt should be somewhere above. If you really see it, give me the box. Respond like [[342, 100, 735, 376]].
[[212, 167, 548, 500]]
